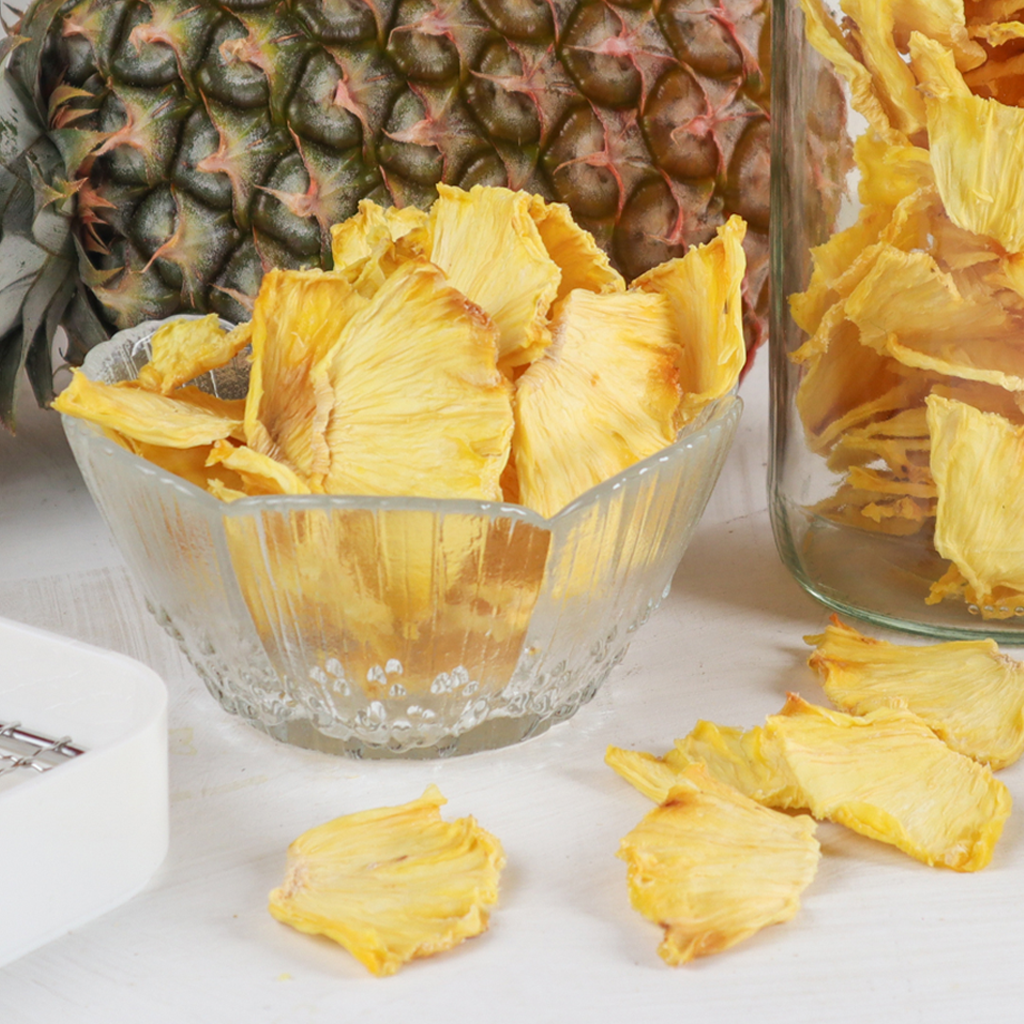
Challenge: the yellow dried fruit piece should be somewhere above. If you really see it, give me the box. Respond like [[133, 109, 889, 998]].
[[135, 314, 252, 395], [428, 184, 560, 370], [799, 0, 904, 143], [512, 288, 680, 519], [225, 506, 550, 697], [313, 259, 512, 500], [52, 369, 242, 449], [767, 695, 1011, 871], [329, 199, 429, 271], [812, 484, 935, 535], [795, 317, 929, 454], [844, 246, 1024, 389], [606, 721, 800, 809], [633, 216, 747, 429], [205, 440, 311, 496], [927, 394, 1024, 605], [245, 269, 369, 481], [808, 616, 1024, 769], [527, 194, 625, 313], [268, 785, 504, 977], [122, 439, 246, 495], [617, 763, 820, 965], [927, 562, 1024, 620], [923, 83, 1024, 255]]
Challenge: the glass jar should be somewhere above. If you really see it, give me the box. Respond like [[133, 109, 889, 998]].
[[770, 0, 1024, 639]]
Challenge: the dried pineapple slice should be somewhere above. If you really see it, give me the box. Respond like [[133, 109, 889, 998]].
[[205, 440, 311, 496], [52, 369, 242, 449], [799, 0, 905, 143], [122, 439, 247, 495], [225, 506, 549, 697], [528, 195, 625, 314], [634, 216, 746, 429], [812, 483, 935, 535], [512, 288, 680, 519], [313, 259, 512, 501], [268, 785, 504, 977], [135, 315, 252, 395], [927, 562, 1024, 619], [428, 184, 560, 370], [245, 269, 369, 481], [922, 80, 1024, 254], [927, 394, 1024, 605], [844, 246, 1024, 389], [767, 695, 1011, 871], [808, 616, 1024, 769], [606, 721, 800, 809], [617, 763, 820, 965], [329, 199, 429, 271]]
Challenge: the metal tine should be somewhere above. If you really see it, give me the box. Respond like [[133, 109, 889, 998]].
[[0, 720, 85, 777]]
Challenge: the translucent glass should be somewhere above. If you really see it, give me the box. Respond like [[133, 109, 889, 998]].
[[770, 0, 1024, 641], [63, 321, 741, 757]]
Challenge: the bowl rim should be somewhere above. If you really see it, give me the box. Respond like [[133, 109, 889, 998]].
[[63, 319, 743, 528]]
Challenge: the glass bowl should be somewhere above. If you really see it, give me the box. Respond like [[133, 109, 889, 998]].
[[61, 319, 742, 758]]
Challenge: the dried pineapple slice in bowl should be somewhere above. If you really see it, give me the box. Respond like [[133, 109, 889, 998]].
[[60, 316, 739, 758], [57, 188, 743, 758]]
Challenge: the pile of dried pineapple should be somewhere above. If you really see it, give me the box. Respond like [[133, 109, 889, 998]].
[[608, 617, 1019, 964], [55, 185, 746, 520], [792, 0, 1024, 616]]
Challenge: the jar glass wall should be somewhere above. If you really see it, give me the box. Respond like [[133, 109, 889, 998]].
[[769, 0, 1024, 640]]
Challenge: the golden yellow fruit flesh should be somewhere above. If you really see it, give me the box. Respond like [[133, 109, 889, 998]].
[[807, 616, 1024, 769], [617, 763, 820, 965], [268, 785, 505, 977]]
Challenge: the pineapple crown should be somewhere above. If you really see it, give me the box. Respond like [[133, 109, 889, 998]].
[[0, 1, 110, 431]]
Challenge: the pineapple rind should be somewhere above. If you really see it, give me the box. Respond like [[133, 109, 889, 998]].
[[268, 785, 505, 977], [617, 763, 820, 965], [808, 616, 1024, 769]]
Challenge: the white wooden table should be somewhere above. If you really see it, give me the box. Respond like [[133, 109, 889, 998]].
[[2, 357, 1021, 1023]]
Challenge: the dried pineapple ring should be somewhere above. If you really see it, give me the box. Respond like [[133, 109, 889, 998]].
[[314, 259, 513, 501], [767, 694, 1011, 871], [512, 288, 680, 519], [927, 394, 1024, 604], [808, 615, 1024, 769], [427, 184, 561, 370], [268, 785, 504, 977], [616, 763, 820, 965], [52, 369, 243, 449], [136, 315, 252, 395], [205, 440, 311, 496]]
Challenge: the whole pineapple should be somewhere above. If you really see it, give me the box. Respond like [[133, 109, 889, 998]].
[[0, 0, 770, 429]]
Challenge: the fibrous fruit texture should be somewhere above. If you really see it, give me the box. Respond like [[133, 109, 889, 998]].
[[608, 693, 1012, 871], [808, 615, 1024, 770], [0, 0, 772, 429], [268, 785, 505, 976], [616, 762, 820, 965], [789, 0, 1024, 617]]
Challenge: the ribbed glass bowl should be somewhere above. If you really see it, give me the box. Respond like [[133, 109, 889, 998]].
[[62, 320, 742, 757]]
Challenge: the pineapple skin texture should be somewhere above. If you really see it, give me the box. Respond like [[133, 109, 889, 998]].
[[268, 785, 505, 977], [10, 0, 771, 359]]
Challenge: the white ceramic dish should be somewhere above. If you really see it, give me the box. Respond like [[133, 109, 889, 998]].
[[0, 616, 168, 967]]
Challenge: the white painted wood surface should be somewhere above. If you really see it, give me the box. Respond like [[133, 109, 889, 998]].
[[2, 359, 1022, 1023]]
